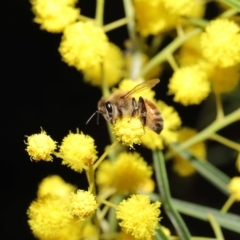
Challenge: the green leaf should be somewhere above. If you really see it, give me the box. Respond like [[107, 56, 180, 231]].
[[149, 194, 240, 234], [153, 150, 191, 240], [173, 198, 240, 234], [218, 0, 240, 11], [170, 144, 230, 195]]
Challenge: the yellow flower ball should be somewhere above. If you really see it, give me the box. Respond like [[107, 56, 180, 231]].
[[201, 18, 240, 67], [59, 132, 98, 172], [59, 21, 108, 71], [30, 0, 80, 32], [52, 219, 82, 240], [133, 0, 178, 36], [168, 65, 211, 105], [25, 130, 57, 161], [161, 226, 171, 237], [142, 101, 181, 150], [176, 31, 203, 66], [81, 222, 99, 240], [207, 64, 240, 94], [172, 127, 206, 177], [27, 195, 72, 239], [162, 0, 205, 17], [141, 126, 164, 150], [228, 177, 240, 201], [37, 175, 76, 199], [112, 116, 145, 148], [96, 152, 152, 193], [83, 43, 124, 87], [67, 190, 98, 220], [116, 194, 161, 240], [116, 231, 139, 240]]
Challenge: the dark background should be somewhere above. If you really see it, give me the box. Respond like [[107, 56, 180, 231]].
[[1, 0, 240, 239]]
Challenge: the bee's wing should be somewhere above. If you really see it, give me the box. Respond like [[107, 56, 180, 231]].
[[122, 79, 160, 99]]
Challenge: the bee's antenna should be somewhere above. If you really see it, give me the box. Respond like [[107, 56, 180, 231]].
[[97, 111, 100, 125], [86, 111, 100, 125]]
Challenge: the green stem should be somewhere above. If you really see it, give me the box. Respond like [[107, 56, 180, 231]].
[[153, 150, 191, 240], [139, 28, 202, 78], [107, 194, 124, 234], [208, 214, 224, 240], [210, 133, 240, 151], [97, 198, 117, 208], [236, 152, 240, 172], [221, 194, 236, 213], [182, 17, 208, 28], [95, 0, 105, 26], [166, 54, 179, 71], [86, 164, 100, 233], [78, 15, 95, 22], [123, 0, 136, 41], [219, 6, 239, 18], [103, 17, 129, 32], [100, 61, 109, 98], [165, 108, 240, 160], [215, 93, 224, 119], [94, 140, 118, 170], [88, 164, 96, 195], [148, 34, 164, 57]]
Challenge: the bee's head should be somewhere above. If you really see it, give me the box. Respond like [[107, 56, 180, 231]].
[[97, 98, 114, 123], [86, 98, 114, 125]]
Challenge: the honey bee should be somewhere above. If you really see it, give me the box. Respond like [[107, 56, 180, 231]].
[[86, 79, 164, 134]]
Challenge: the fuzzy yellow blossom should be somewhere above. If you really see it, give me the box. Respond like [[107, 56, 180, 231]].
[[25, 130, 57, 161], [83, 43, 124, 87], [30, 0, 80, 33], [96, 152, 152, 193], [117, 78, 157, 102], [43, 219, 82, 240], [59, 21, 108, 71], [139, 178, 155, 193], [201, 19, 240, 68], [168, 65, 211, 105], [141, 127, 164, 150], [116, 194, 161, 239], [116, 232, 139, 240], [81, 222, 99, 240], [67, 190, 98, 220], [158, 101, 181, 143], [161, 226, 171, 237], [177, 31, 202, 66], [162, 0, 205, 17], [37, 175, 76, 199], [27, 195, 72, 239], [112, 117, 144, 148], [207, 64, 240, 94], [141, 101, 181, 150], [172, 127, 206, 177], [59, 132, 98, 172], [133, 0, 178, 36], [228, 177, 240, 201]]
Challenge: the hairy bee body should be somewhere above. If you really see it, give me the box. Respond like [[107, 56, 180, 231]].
[[96, 79, 164, 134]]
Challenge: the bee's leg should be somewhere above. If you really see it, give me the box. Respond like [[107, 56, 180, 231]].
[[131, 97, 138, 117], [138, 97, 147, 126]]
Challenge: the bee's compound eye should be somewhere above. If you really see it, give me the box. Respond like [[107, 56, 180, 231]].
[[105, 101, 113, 114]]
